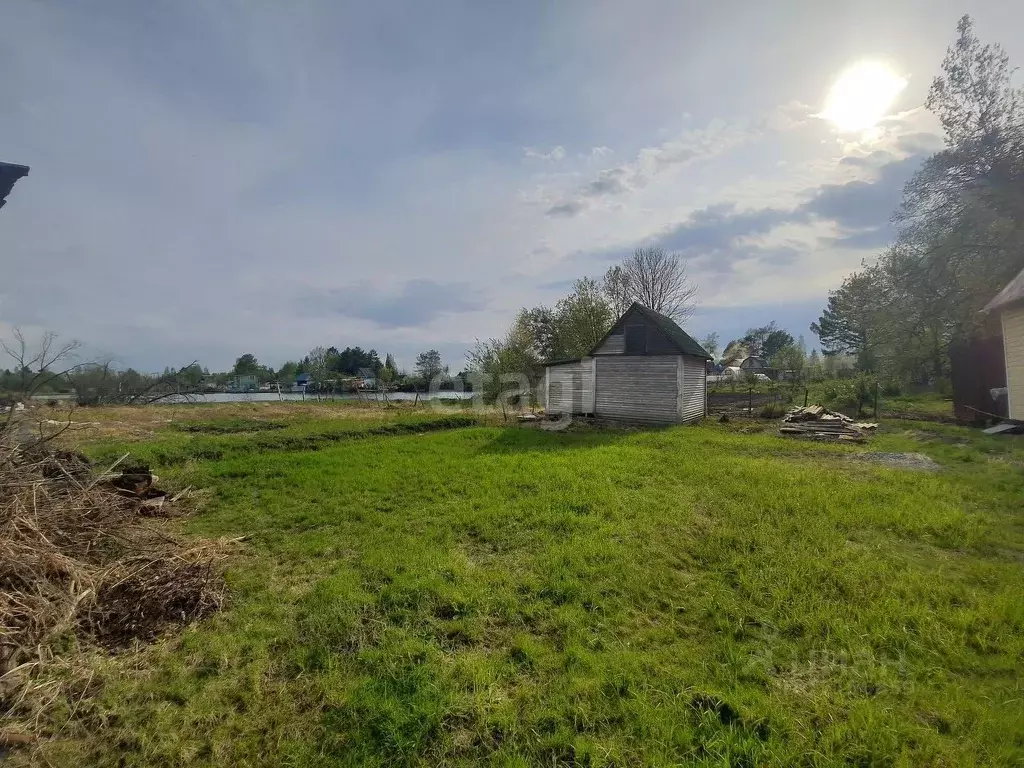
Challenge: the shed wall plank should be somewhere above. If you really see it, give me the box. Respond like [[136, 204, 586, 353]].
[[595, 332, 625, 355], [680, 355, 706, 423], [595, 356, 680, 423], [546, 359, 595, 415]]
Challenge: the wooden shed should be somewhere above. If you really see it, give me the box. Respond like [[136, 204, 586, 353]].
[[983, 266, 1024, 420], [543, 357, 596, 416], [543, 303, 711, 424]]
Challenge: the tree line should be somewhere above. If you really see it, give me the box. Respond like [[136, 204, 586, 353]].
[[0, 327, 458, 404], [230, 346, 451, 390], [812, 16, 1024, 385]]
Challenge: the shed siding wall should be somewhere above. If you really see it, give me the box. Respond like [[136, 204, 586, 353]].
[[679, 355, 706, 423], [1002, 305, 1024, 419], [583, 357, 596, 413], [595, 331, 625, 355], [595, 356, 679, 423], [546, 359, 595, 414]]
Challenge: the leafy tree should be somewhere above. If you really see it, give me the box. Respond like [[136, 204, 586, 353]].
[[514, 279, 615, 363], [807, 349, 823, 380], [742, 322, 793, 359], [720, 339, 749, 366], [700, 332, 719, 358], [414, 349, 446, 384], [232, 354, 260, 376], [465, 321, 540, 415], [763, 329, 795, 360], [278, 361, 299, 382], [177, 362, 205, 388], [551, 278, 615, 359], [811, 270, 877, 357], [516, 306, 558, 362], [304, 346, 332, 386], [771, 344, 806, 383]]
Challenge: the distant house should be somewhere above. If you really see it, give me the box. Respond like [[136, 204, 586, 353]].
[[228, 375, 258, 393], [296, 373, 313, 387], [737, 356, 769, 371], [543, 303, 711, 424], [983, 267, 1024, 420]]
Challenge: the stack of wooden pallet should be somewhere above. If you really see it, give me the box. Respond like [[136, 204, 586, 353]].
[[779, 405, 877, 442]]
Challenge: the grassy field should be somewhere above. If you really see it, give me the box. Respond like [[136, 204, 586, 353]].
[[25, 402, 1024, 766]]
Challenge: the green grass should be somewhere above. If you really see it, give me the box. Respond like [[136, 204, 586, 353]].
[[41, 411, 1024, 766]]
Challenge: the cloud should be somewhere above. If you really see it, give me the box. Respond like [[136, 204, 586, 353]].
[[544, 117, 762, 218], [584, 168, 629, 197], [567, 145, 934, 303], [652, 203, 798, 253], [546, 200, 588, 218], [297, 279, 486, 329], [839, 150, 896, 168], [524, 145, 566, 161], [800, 151, 926, 230]]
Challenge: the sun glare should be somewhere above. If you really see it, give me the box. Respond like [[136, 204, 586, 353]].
[[821, 61, 907, 132]]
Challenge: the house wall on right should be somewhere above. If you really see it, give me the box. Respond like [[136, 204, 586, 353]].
[[1001, 305, 1024, 420]]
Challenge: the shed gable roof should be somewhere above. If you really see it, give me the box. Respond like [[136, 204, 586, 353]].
[[983, 266, 1024, 313], [589, 303, 711, 359]]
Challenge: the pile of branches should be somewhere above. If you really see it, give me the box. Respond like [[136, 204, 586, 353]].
[[0, 425, 227, 743]]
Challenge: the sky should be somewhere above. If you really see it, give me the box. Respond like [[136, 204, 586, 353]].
[[2, 0, 1022, 373]]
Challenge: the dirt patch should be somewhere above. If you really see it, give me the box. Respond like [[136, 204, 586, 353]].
[[854, 452, 942, 471]]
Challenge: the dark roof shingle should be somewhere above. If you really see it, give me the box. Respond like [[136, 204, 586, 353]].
[[628, 303, 711, 359]]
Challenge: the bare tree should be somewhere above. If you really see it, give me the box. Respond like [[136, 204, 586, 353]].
[[606, 247, 698, 322], [602, 265, 633, 317], [1, 328, 82, 399], [65, 360, 203, 405]]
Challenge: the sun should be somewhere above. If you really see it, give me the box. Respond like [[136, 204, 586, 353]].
[[820, 61, 907, 132]]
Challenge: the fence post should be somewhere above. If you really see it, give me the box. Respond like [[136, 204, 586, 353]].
[[748, 386, 752, 415], [804, 387, 808, 407], [873, 381, 879, 419]]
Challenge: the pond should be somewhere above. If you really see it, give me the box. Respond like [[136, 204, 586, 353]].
[[159, 391, 473, 404]]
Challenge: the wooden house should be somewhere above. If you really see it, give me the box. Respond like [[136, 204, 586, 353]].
[[543, 303, 711, 424], [984, 266, 1024, 420]]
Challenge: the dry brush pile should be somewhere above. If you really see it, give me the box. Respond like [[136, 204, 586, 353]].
[[0, 414, 228, 746]]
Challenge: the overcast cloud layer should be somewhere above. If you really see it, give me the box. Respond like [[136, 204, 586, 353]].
[[2, 0, 1022, 371]]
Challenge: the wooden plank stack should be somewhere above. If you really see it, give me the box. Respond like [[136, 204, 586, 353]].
[[779, 405, 877, 442]]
